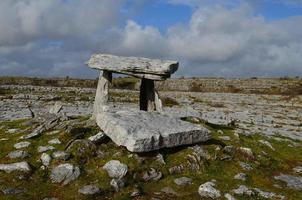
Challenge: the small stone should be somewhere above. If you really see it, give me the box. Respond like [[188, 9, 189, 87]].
[[274, 174, 302, 190], [293, 166, 302, 173], [239, 162, 253, 171], [130, 190, 141, 197], [217, 130, 224, 134], [41, 153, 52, 167], [253, 188, 285, 199], [7, 150, 30, 159], [161, 187, 179, 196], [259, 140, 275, 150], [174, 177, 192, 185], [219, 136, 231, 141], [155, 153, 165, 164], [7, 129, 19, 134], [0, 161, 31, 173], [38, 146, 55, 153], [14, 141, 31, 149], [110, 179, 125, 192], [50, 163, 80, 185], [198, 181, 221, 199], [88, 132, 106, 143], [103, 160, 128, 179], [142, 168, 162, 182], [224, 193, 236, 200], [1, 188, 24, 195], [233, 185, 254, 196], [234, 173, 247, 181], [238, 147, 254, 158], [78, 185, 101, 195], [48, 138, 61, 145], [52, 151, 71, 161]]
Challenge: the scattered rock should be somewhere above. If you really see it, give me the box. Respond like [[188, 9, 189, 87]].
[[0, 161, 31, 173], [217, 130, 224, 134], [224, 193, 236, 200], [259, 140, 275, 150], [14, 141, 31, 149], [78, 185, 101, 195], [233, 185, 254, 196], [38, 146, 55, 153], [21, 125, 45, 139], [103, 160, 128, 179], [1, 188, 25, 195], [161, 187, 179, 196], [48, 138, 61, 145], [219, 136, 231, 141], [234, 173, 247, 181], [238, 147, 254, 158], [198, 181, 221, 199], [142, 168, 162, 182], [52, 151, 71, 161], [110, 179, 125, 192], [41, 153, 52, 167], [239, 162, 253, 171], [293, 166, 302, 173], [50, 164, 80, 185], [46, 130, 60, 136], [253, 188, 285, 199], [274, 174, 302, 190], [7, 129, 19, 134], [7, 150, 30, 159], [169, 165, 184, 174], [88, 132, 106, 143], [155, 153, 165, 164], [174, 177, 192, 185]]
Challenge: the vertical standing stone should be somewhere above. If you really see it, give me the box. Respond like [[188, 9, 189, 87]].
[[154, 91, 163, 112], [140, 78, 155, 111], [93, 70, 112, 117]]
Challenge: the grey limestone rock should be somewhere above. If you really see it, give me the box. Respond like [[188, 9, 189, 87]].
[[38, 146, 55, 153], [274, 174, 302, 190], [0, 161, 31, 173], [52, 151, 71, 161], [233, 185, 254, 196], [41, 153, 52, 167], [88, 132, 106, 143], [87, 54, 179, 80], [174, 177, 192, 185], [7, 150, 30, 159], [293, 166, 302, 173], [78, 185, 101, 195], [14, 141, 31, 149], [110, 179, 125, 192], [50, 163, 80, 185], [224, 193, 236, 200], [142, 168, 162, 182], [48, 138, 61, 145], [96, 107, 211, 152], [198, 181, 221, 199], [234, 173, 247, 181], [103, 160, 128, 179]]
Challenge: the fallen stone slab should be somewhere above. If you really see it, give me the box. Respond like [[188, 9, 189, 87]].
[[96, 107, 211, 152], [14, 141, 31, 149], [87, 54, 179, 80], [0, 161, 31, 173]]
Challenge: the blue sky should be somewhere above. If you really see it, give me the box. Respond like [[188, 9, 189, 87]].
[[0, 0, 302, 78]]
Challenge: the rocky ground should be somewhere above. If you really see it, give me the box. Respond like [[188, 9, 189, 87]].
[[0, 83, 302, 199]]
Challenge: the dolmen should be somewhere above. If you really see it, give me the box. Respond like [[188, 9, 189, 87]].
[[87, 54, 211, 152]]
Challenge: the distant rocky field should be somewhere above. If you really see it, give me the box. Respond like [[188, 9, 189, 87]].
[[0, 77, 301, 199]]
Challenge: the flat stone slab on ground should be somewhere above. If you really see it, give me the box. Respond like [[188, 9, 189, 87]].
[[96, 106, 211, 152]]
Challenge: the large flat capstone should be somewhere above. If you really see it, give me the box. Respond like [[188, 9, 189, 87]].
[[96, 106, 211, 152], [87, 54, 179, 80]]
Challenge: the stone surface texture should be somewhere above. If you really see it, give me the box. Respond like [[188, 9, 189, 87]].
[[50, 164, 80, 185], [87, 54, 178, 80], [103, 160, 128, 179], [198, 181, 221, 199], [0, 162, 31, 173]]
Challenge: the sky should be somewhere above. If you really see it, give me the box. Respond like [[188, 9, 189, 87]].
[[0, 0, 302, 78]]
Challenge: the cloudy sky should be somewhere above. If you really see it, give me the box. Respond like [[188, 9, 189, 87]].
[[0, 0, 302, 78]]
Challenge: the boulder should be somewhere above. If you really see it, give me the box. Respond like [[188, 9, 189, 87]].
[[274, 174, 302, 190], [50, 164, 80, 185]]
